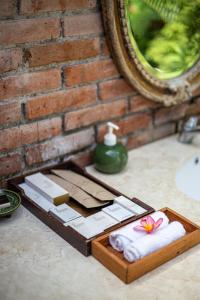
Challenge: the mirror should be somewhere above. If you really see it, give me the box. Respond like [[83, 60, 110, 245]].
[[125, 0, 200, 80], [101, 0, 200, 105]]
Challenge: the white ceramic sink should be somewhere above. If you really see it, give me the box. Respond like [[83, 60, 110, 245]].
[[176, 155, 200, 201]]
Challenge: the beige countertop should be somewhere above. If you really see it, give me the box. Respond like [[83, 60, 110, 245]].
[[1, 135, 200, 300]]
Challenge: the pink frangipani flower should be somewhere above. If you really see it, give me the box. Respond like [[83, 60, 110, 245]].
[[133, 215, 163, 234]]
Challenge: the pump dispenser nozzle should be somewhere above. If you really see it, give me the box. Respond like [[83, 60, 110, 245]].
[[104, 122, 119, 146]]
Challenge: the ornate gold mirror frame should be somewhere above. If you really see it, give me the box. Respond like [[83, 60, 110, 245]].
[[101, 0, 200, 106]]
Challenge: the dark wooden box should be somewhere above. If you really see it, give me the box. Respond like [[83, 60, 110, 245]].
[[8, 160, 154, 256]]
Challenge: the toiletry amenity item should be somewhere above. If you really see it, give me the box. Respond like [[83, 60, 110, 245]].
[[102, 203, 134, 222], [124, 221, 186, 262], [0, 189, 10, 209], [114, 196, 147, 215], [47, 174, 109, 208], [50, 204, 81, 223], [65, 217, 103, 239], [93, 122, 128, 174], [109, 211, 169, 252], [52, 169, 114, 201], [25, 172, 69, 205], [86, 211, 119, 231], [19, 183, 55, 212]]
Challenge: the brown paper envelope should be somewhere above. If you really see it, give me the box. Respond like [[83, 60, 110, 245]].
[[52, 169, 115, 201], [47, 174, 109, 209]]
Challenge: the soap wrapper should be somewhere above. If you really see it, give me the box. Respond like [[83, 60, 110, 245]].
[[19, 183, 55, 212], [102, 203, 134, 222], [114, 196, 147, 215], [86, 211, 119, 231], [47, 174, 108, 209], [64, 217, 103, 239], [50, 204, 81, 223], [52, 169, 115, 202]]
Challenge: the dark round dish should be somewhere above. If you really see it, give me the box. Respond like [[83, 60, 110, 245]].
[[0, 189, 21, 217]]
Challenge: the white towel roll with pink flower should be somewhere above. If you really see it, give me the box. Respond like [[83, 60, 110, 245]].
[[109, 211, 186, 262]]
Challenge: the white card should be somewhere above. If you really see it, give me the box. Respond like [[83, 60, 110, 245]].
[[102, 203, 134, 222], [50, 204, 81, 223], [64, 217, 103, 239], [86, 211, 119, 230], [19, 183, 55, 212], [114, 196, 147, 215]]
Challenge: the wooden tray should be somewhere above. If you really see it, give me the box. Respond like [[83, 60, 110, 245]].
[[8, 159, 154, 256], [92, 207, 200, 283]]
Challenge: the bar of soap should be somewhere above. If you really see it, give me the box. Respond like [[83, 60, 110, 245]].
[[102, 203, 134, 222], [114, 196, 147, 215], [86, 211, 119, 231], [50, 204, 81, 223], [25, 172, 69, 205], [19, 183, 55, 212], [64, 217, 103, 239]]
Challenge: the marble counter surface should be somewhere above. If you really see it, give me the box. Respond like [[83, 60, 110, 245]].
[[1, 135, 200, 300]]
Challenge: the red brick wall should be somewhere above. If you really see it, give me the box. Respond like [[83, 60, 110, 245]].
[[0, 0, 200, 183]]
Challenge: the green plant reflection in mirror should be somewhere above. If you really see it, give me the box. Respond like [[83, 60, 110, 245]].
[[125, 0, 200, 80]]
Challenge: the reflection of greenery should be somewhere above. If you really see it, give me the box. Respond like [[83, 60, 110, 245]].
[[126, 0, 200, 79]]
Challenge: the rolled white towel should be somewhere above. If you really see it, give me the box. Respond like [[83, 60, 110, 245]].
[[124, 221, 186, 262], [109, 211, 169, 252]]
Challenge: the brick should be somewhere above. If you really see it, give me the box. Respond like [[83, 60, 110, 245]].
[[26, 38, 100, 67], [152, 123, 176, 140], [186, 98, 200, 116], [38, 117, 62, 141], [64, 99, 127, 130], [0, 68, 61, 101], [0, 127, 21, 152], [99, 78, 135, 101], [0, 102, 21, 126], [102, 39, 110, 56], [0, 18, 60, 46], [193, 86, 200, 97], [20, 123, 39, 145], [71, 150, 92, 168], [119, 114, 152, 135], [0, 0, 15, 17], [20, 0, 96, 14], [64, 59, 118, 87], [155, 103, 188, 125], [98, 113, 152, 141], [127, 122, 176, 150], [0, 117, 62, 152], [0, 154, 22, 177], [26, 127, 95, 165], [127, 131, 152, 150], [0, 49, 22, 73], [19, 118, 62, 144], [130, 95, 159, 112], [26, 85, 97, 120], [64, 13, 102, 37]]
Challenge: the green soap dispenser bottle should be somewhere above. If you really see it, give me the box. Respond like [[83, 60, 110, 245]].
[[93, 122, 128, 174]]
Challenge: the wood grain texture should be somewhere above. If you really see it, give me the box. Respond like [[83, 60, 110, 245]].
[[92, 207, 200, 283], [8, 159, 154, 256]]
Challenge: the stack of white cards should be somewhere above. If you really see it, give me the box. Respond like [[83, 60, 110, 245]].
[[86, 211, 119, 231], [114, 196, 147, 215], [50, 204, 81, 223], [19, 183, 55, 212], [64, 217, 103, 239], [102, 203, 134, 222]]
